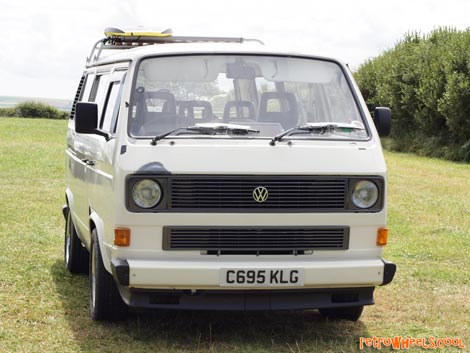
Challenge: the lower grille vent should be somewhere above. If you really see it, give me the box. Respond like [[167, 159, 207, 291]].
[[163, 226, 349, 253]]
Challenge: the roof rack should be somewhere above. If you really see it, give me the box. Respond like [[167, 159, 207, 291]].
[[86, 27, 264, 67]]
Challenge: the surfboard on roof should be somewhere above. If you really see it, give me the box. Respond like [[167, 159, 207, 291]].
[[104, 27, 173, 38]]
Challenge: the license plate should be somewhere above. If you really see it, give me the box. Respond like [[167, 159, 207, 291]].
[[220, 269, 304, 287]]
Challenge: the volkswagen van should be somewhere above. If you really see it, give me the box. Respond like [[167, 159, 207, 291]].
[[63, 28, 396, 321]]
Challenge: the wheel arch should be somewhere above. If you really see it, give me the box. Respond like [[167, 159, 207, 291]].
[[64, 188, 74, 214], [64, 189, 80, 243], [89, 211, 113, 274]]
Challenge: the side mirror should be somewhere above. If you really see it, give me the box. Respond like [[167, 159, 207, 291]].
[[75, 102, 111, 140], [75, 102, 98, 134], [373, 107, 392, 137]]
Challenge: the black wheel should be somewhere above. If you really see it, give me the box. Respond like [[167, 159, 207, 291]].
[[64, 206, 89, 274], [319, 305, 364, 321], [89, 228, 128, 321]]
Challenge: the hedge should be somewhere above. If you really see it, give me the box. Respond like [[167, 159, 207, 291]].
[[354, 27, 470, 162], [0, 101, 68, 120]]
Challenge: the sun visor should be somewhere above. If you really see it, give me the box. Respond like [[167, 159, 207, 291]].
[[142, 57, 222, 82], [256, 58, 339, 83]]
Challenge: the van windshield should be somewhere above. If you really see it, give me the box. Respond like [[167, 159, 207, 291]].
[[129, 55, 368, 140]]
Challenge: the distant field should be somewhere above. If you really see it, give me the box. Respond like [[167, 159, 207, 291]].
[[0, 95, 72, 112], [0, 118, 468, 353]]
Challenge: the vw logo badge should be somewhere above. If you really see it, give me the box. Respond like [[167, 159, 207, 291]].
[[253, 186, 269, 203]]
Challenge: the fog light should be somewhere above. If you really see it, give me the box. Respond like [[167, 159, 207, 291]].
[[377, 227, 389, 246], [114, 227, 131, 246]]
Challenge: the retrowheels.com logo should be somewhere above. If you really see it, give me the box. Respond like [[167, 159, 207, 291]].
[[359, 336, 465, 350]]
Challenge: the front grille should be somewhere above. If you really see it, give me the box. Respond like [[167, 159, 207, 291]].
[[170, 176, 347, 211], [163, 226, 349, 253]]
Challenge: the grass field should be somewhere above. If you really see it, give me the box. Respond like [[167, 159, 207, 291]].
[[0, 118, 468, 353]]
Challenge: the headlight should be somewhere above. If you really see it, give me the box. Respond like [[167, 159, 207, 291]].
[[352, 180, 379, 209], [131, 179, 162, 208]]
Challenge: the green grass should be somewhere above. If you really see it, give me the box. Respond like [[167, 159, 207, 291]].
[[0, 118, 469, 352]]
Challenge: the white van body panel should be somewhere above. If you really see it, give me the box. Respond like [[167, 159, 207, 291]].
[[118, 140, 386, 176]]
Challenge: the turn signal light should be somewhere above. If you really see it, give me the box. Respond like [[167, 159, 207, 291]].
[[376, 227, 389, 246], [114, 227, 131, 246]]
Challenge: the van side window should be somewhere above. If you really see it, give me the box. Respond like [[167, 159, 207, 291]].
[[99, 71, 127, 133], [89, 73, 110, 119], [88, 75, 101, 102], [100, 81, 121, 133], [81, 73, 96, 103]]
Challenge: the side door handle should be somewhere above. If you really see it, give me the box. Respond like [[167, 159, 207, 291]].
[[81, 159, 96, 166]]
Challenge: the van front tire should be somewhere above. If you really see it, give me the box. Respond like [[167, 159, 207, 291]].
[[64, 207, 89, 274], [89, 228, 128, 321]]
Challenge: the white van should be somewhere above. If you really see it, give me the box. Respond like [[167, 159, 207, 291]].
[[64, 28, 396, 321]]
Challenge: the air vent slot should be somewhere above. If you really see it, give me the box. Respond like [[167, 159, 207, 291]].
[[69, 74, 86, 120], [163, 226, 349, 254]]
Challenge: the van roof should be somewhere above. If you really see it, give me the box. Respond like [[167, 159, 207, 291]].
[[88, 41, 341, 68]]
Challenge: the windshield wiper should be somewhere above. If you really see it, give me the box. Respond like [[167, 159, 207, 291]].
[[151, 123, 259, 145], [151, 127, 193, 145], [269, 122, 365, 146]]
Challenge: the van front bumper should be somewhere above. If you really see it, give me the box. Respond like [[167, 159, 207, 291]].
[[111, 258, 396, 310]]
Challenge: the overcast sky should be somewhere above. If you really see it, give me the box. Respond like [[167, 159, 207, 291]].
[[1, 0, 470, 100]]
